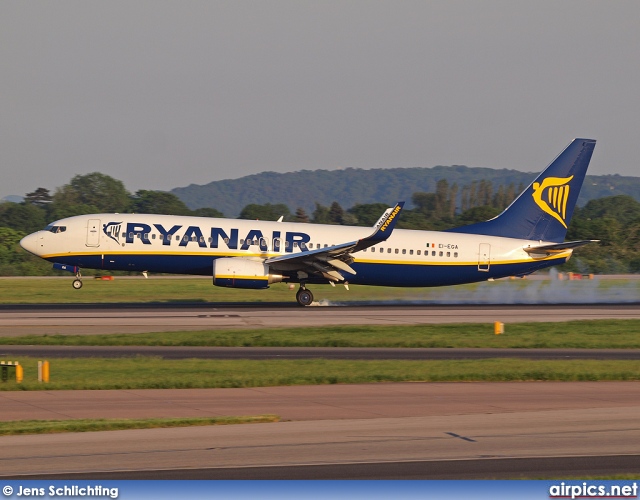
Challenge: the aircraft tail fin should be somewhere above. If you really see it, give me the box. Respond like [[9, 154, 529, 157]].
[[447, 138, 596, 242]]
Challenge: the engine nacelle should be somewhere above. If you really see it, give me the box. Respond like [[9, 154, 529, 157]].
[[212, 258, 284, 289]]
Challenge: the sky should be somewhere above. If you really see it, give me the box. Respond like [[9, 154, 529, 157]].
[[1, 1, 639, 200]]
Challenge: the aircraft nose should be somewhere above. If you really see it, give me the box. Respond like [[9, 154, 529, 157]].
[[20, 232, 42, 256]]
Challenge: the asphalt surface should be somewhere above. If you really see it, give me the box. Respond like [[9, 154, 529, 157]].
[[2, 345, 640, 360], [0, 303, 639, 336], [1, 383, 639, 479], [7, 455, 638, 480]]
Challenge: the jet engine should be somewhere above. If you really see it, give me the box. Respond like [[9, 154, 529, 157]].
[[212, 258, 284, 289]]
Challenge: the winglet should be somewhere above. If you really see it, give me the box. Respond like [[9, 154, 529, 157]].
[[355, 202, 404, 249]]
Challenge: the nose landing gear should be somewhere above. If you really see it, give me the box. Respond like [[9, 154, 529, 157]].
[[72, 270, 83, 289]]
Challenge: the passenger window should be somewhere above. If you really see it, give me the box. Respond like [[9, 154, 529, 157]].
[[286, 241, 291, 248], [240, 239, 245, 245], [446, 252, 450, 257], [152, 234, 156, 240], [402, 249, 406, 255], [454, 252, 458, 258], [223, 237, 229, 244], [439, 251, 443, 257], [176, 235, 180, 241], [417, 250, 420, 255], [432, 251, 436, 256], [387, 248, 392, 253]]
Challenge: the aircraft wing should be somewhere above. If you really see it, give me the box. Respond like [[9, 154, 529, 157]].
[[523, 239, 599, 255], [265, 202, 404, 282]]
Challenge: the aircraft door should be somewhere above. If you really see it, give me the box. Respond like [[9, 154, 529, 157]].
[[478, 243, 490, 271], [86, 219, 101, 247]]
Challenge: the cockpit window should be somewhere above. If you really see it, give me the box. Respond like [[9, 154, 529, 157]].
[[44, 225, 66, 233]]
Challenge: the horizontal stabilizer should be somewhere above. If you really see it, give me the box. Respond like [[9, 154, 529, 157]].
[[523, 240, 599, 254]]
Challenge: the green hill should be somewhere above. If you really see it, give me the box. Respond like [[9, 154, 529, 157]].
[[171, 166, 640, 217]]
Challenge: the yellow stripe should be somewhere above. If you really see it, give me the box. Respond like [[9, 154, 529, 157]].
[[42, 251, 572, 268], [355, 252, 571, 266], [562, 185, 570, 219], [558, 186, 564, 211]]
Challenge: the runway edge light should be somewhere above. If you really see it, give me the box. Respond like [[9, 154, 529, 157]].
[[494, 321, 504, 335]]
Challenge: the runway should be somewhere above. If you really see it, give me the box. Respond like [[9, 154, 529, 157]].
[[2, 345, 640, 360], [0, 303, 639, 336], [1, 382, 639, 479]]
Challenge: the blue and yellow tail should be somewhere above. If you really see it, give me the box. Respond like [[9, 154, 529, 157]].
[[448, 138, 596, 242]]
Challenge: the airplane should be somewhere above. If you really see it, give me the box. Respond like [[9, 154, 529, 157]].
[[20, 138, 598, 306]]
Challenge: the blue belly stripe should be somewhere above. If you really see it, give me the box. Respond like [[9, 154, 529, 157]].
[[48, 253, 567, 287]]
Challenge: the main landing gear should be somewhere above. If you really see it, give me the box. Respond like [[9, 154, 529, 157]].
[[296, 286, 314, 307], [72, 270, 83, 290]]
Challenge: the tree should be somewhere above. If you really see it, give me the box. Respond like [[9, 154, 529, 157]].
[[52, 173, 131, 214], [293, 207, 310, 223], [448, 183, 458, 218], [192, 207, 224, 218], [238, 203, 291, 221], [328, 202, 345, 224], [412, 192, 437, 214], [348, 203, 389, 227], [434, 179, 449, 218], [455, 205, 502, 226], [0, 202, 47, 234], [312, 203, 331, 224], [131, 190, 192, 215], [24, 188, 52, 207]]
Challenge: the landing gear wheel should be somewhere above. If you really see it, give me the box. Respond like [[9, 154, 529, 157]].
[[72, 279, 83, 290], [296, 288, 314, 307]]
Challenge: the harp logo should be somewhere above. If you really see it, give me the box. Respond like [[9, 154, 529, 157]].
[[532, 176, 574, 228], [103, 222, 123, 244]]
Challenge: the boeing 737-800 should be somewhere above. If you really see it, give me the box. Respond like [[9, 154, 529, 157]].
[[20, 138, 598, 306]]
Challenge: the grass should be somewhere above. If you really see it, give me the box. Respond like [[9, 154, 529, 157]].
[[1, 357, 639, 391], [2, 320, 639, 348], [0, 277, 433, 304], [0, 415, 279, 436], [0, 276, 638, 304]]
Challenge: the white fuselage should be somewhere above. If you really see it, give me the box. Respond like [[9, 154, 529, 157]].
[[20, 213, 571, 287]]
